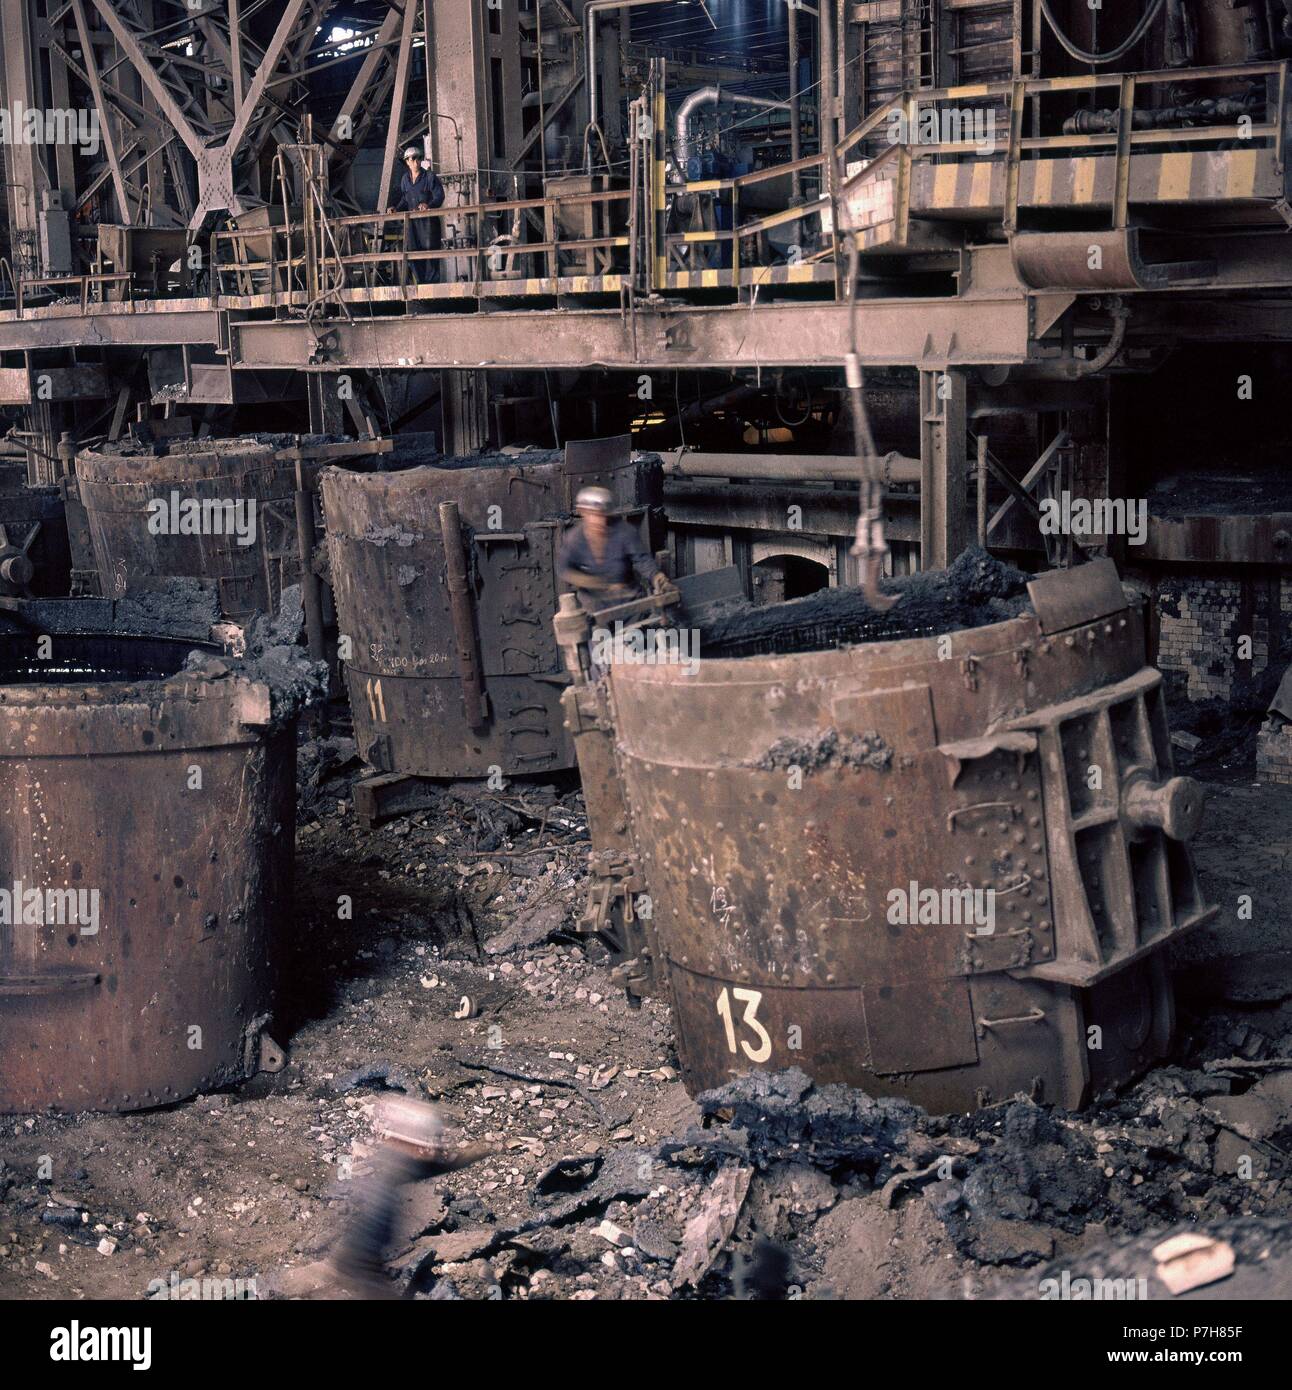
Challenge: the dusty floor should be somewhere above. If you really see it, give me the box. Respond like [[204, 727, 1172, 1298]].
[[2, 733, 1291, 1302]]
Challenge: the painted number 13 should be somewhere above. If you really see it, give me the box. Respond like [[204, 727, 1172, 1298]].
[[716, 986, 772, 1064]]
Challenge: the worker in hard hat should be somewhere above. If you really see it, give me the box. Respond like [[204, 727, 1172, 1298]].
[[558, 485, 670, 615], [388, 144, 445, 287], [332, 1096, 489, 1298]]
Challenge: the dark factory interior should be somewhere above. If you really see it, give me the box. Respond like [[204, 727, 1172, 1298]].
[[1, 0, 1292, 1337]]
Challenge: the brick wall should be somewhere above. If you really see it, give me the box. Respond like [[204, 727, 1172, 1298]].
[[1154, 574, 1291, 705]]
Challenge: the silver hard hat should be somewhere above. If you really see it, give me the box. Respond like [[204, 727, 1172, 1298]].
[[575, 486, 612, 513], [402, 145, 421, 161], [372, 1095, 444, 1154]]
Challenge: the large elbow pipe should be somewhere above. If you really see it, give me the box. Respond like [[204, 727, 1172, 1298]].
[[675, 87, 790, 170], [675, 86, 721, 169]]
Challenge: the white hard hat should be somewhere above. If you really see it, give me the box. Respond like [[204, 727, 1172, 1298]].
[[402, 145, 421, 160], [372, 1095, 444, 1154], [575, 486, 612, 513]]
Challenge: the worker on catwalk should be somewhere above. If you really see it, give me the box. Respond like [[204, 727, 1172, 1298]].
[[388, 143, 445, 287]]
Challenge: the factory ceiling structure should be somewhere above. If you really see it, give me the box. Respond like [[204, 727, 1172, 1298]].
[[0, 0, 1288, 567], [1, 0, 1292, 1334]]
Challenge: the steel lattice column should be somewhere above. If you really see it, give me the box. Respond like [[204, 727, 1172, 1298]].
[[0, 0, 44, 252]]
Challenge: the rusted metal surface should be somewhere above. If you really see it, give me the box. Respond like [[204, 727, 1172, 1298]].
[[76, 436, 302, 621], [1141, 511, 1292, 565], [75, 435, 387, 621], [0, 463, 70, 597], [1026, 555, 1129, 634], [555, 567, 745, 998], [226, 295, 1038, 372], [1012, 229, 1214, 293], [323, 443, 662, 779], [555, 591, 658, 999], [0, 599, 308, 1114], [438, 500, 489, 731], [566, 562, 1216, 1112]]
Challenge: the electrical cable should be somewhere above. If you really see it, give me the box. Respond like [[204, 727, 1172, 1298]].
[[1039, 0, 1166, 66]]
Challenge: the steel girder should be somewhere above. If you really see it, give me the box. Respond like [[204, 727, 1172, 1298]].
[[23, 0, 365, 229], [226, 295, 1037, 371]]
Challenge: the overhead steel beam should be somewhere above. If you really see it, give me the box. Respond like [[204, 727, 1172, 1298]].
[[88, 0, 319, 226], [510, 73, 585, 168], [665, 480, 920, 543], [188, 0, 311, 223], [229, 0, 245, 118], [194, 14, 299, 164], [48, 37, 183, 145], [334, 6, 403, 146], [227, 296, 1036, 371], [215, 0, 309, 159], [236, 1, 337, 169], [1, 0, 46, 238], [70, 0, 133, 222], [88, 0, 207, 161], [0, 307, 218, 351], [378, 0, 419, 212]]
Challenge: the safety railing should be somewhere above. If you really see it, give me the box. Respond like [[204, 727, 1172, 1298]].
[[5, 60, 1284, 320], [837, 59, 1289, 236], [661, 153, 831, 287], [210, 185, 636, 305], [655, 59, 1286, 289], [12, 272, 134, 315]]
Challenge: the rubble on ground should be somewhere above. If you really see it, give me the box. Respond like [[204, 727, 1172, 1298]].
[[2, 734, 1291, 1301]]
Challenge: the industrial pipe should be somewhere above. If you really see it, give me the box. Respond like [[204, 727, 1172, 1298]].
[[666, 450, 921, 485], [674, 87, 791, 169], [1040, 0, 1166, 65], [636, 382, 762, 445], [1062, 95, 1258, 135], [586, 0, 679, 148], [788, 0, 801, 199]]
